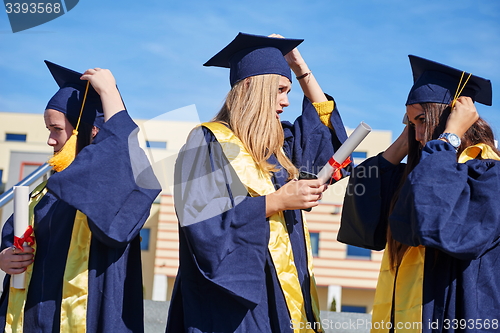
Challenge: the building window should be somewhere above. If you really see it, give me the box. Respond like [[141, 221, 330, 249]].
[[140, 228, 151, 251], [310, 232, 319, 257], [341, 305, 367, 313], [351, 151, 367, 159], [331, 205, 341, 215], [346, 245, 371, 259], [146, 141, 167, 149], [19, 162, 43, 181], [5, 133, 27, 142]]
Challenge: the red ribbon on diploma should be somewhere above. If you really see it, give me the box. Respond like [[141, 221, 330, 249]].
[[13, 225, 35, 251], [328, 156, 352, 183]]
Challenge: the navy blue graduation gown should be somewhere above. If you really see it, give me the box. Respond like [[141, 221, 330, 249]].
[[0, 111, 161, 333], [340, 140, 500, 333], [166, 96, 348, 333]]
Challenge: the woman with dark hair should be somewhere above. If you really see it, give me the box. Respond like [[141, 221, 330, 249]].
[[339, 55, 500, 333], [59, 114, 96, 155], [167, 33, 350, 332], [0, 61, 161, 332]]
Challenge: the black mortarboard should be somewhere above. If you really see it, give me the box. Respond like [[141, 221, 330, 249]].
[[406, 55, 492, 106], [45, 60, 104, 128], [203, 32, 303, 87]]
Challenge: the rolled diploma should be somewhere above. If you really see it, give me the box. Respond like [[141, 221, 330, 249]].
[[317, 122, 372, 183], [13, 186, 30, 289]]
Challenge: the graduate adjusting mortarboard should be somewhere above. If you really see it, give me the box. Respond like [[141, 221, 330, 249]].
[[204, 32, 303, 87], [45, 61, 105, 172], [406, 55, 492, 107]]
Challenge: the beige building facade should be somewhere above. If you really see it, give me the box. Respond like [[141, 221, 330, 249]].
[[0, 110, 392, 314]]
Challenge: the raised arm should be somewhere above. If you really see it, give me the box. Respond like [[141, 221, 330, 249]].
[[390, 139, 500, 259], [268, 34, 328, 103], [382, 126, 409, 165], [441, 96, 479, 140], [80, 68, 125, 122], [285, 47, 328, 103]]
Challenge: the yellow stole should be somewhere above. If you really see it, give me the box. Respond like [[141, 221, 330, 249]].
[[372, 143, 500, 333], [202, 122, 322, 333], [5, 182, 92, 332], [372, 247, 424, 333], [458, 143, 500, 163]]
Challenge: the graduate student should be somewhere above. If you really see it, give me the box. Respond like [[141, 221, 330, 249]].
[[0, 61, 161, 332], [339, 55, 500, 333], [166, 33, 350, 332]]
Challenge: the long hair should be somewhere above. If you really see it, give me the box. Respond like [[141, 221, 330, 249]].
[[212, 74, 298, 179], [387, 102, 500, 268]]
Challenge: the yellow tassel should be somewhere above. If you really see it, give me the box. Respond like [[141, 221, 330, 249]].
[[48, 129, 79, 172], [48, 81, 89, 172]]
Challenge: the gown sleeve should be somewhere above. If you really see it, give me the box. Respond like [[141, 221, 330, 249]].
[[390, 140, 500, 260], [0, 217, 14, 252], [174, 126, 268, 308], [282, 94, 350, 177], [46, 110, 162, 248], [338, 153, 406, 250]]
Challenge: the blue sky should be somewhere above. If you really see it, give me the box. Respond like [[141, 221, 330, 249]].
[[1, 0, 499, 141]]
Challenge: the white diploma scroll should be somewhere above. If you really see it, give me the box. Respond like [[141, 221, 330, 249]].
[[317, 122, 372, 183], [13, 186, 30, 289]]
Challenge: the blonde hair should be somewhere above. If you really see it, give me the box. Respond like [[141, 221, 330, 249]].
[[213, 74, 298, 180]]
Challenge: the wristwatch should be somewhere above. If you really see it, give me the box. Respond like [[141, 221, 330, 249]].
[[438, 133, 461, 150]]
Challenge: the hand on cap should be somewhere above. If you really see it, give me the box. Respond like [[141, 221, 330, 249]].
[[444, 96, 479, 138], [268, 33, 306, 74], [80, 68, 117, 96], [268, 33, 327, 103], [80, 68, 125, 122]]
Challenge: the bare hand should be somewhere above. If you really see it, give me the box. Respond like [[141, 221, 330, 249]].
[[0, 246, 34, 275], [266, 179, 327, 216], [267, 33, 326, 103], [80, 68, 117, 96], [80, 67, 125, 121], [444, 96, 479, 138]]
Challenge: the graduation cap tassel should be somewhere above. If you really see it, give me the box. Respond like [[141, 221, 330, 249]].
[[48, 81, 90, 172], [451, 71, 472, 109]]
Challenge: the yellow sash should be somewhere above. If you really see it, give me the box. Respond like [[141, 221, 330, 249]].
[[372, 247, 424, 333], [458, 143, 500, 163], [59, 210, 91, 332], [372, 143, 500, 333], [5, 183, 91, 332], [202, 122, 322, 333]]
